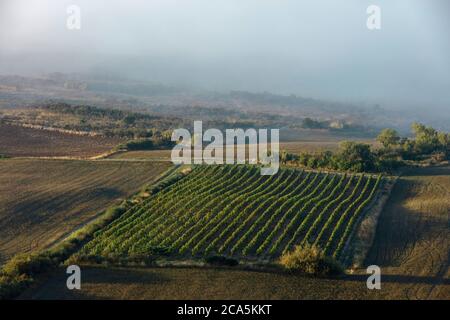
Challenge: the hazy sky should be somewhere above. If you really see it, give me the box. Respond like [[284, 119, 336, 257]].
[[0, 0, 449, 109]]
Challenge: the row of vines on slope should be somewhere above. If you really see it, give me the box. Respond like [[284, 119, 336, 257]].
[[77, 165, 383, 263]]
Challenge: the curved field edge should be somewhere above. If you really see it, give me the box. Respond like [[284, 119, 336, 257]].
[[71, 165, 388, 267]]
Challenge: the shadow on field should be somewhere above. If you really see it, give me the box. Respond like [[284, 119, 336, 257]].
[[363, 176, 445, 268], [19, 268, 172, 300], [4, 187, 123, 224], [343, 274, 450, 286], [402, 165, 450, 177], [83, 268, 170, 285], [88, 187, 124, 198]]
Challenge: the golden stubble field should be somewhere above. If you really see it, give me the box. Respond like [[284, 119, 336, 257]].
[[0, 159, 171, 265]]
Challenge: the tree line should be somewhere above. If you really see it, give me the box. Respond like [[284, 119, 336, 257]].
[[281, 123, 450, 173]]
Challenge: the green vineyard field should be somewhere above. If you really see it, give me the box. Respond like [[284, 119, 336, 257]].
[[78, 165, 383, 262]]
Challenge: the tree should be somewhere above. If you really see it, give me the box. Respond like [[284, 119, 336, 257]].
[[377, 128, 400, 149], [411, 122, 439, 154], [122, 115, 136, 126], [338, 141, 375, 172], [437, 132, 450, 159], [302, 117, 325, 129]]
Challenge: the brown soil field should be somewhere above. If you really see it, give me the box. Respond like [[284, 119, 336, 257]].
[[363, 165, 450, 299], [0, 124, 121, 157], [18, 266, 376, 300], [20, 165, 449, 299], [109, 150, 172, 160], [0, 159, 171, 265]]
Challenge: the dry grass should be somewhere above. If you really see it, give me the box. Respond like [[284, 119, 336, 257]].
[[0, 159, 171, 265]]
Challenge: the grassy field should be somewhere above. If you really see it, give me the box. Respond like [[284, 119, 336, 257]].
[[0, 124, 121, 157], [21, 165, 449, 300], [0, 159, 171, 265], [76, 165, 382, 263]]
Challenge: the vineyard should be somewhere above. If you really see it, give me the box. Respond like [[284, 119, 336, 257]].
[[78, 165, 383, 263], [0, 159, 171, 265]]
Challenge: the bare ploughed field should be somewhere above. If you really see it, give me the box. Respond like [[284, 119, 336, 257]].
[[363, 165, 450, 299], [0, 124, 121, 158], [0, 159, 171, 265], [21, 165, 449, 300]]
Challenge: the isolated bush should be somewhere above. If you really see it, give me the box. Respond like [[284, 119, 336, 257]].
[[205, 255, 239, 267], [279, 244, 343, 276]]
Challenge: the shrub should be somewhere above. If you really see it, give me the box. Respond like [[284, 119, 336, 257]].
[[65, 253, 99, 265], [430, 152, 446, 162], [1, 253, 57, 277], [116, 138, 175, 151], [205, 255, 239, 267], [377, 128, 400, 149], [279, 244, 343, 276], [0, 253, 59, 300], [117, 139, 155, 151]]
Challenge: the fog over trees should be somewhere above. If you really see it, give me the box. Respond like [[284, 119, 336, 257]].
[[0, 0, 449, 117]]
